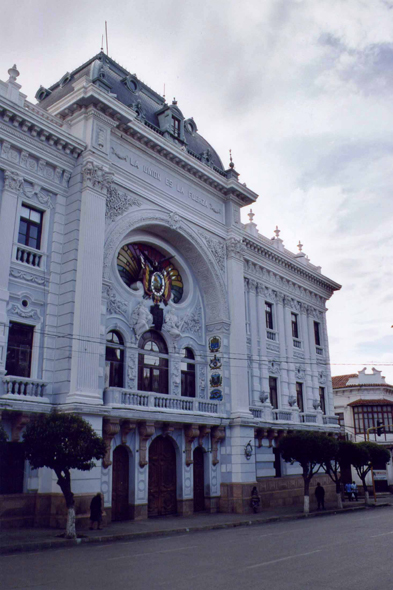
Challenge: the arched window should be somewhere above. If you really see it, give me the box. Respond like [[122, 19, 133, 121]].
[[138, 331, 168, 394], [181, 347, 196, 398], [105, 331, 125, 388]]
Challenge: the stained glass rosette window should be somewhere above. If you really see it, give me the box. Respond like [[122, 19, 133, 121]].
[[117, 243, 183, 305]]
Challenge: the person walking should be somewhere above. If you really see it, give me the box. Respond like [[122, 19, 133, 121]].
[[351, 481, 358, 501], [90, 492, 103, 530], [345, 482, 353, 501], [315, 482, 325, 510]]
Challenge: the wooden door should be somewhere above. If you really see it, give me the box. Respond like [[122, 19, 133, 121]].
[[193, 447, 205, 512], [112, 446, 129, 521], [148, 436, 177, 517]]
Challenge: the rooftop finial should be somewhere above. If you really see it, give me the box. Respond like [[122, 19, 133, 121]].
[[297, 240, 303, 252], [274, 226, 280, 239], [229, 149, 234, 169], [248, 209, 255, 223], [172, 97, 177, 105], [7, 64, 19, 83]]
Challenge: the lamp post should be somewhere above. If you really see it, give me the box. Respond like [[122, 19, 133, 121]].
[[366, 422, 392, 504]]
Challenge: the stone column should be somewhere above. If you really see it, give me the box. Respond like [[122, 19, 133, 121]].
[[68, 160, 113, 404], [226, 237, 250, 418], [275, 292, 290, 407], [256, 283, 270, 398], [0, 170, 23, 379], [320, 309, 333, 416], [307, 306, 320, 409], [300, 302, 313, 412], [247, 278, 261, 405]]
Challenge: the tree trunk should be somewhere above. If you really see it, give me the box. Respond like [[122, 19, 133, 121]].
[[56, 469, 76, 539], [336, 492, 343, 509], [303, 477, 310, 514], [364, 490, 370, 505], [336, 481, 343, 509]]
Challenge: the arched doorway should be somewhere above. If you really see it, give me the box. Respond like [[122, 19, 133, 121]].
[[148, 436, 177, 517], [112, 446, 129, 521], [193, 447, 205, 512]]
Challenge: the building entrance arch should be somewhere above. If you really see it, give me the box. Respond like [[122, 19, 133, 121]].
[[112, 445, 129, 521], [148, 435, 177, 517], [193, 447, 205, 512]]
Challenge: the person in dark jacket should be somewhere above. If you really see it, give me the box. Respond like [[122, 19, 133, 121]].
[[90, 493, 103, 530], [315, 482, 325, 510]]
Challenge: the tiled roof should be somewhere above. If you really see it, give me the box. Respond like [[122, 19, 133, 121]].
[[332, 374, 357, 388], [348, 398, 393, 406]]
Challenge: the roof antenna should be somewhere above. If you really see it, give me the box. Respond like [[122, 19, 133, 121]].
[[163, 83, 166, 101], [105, 21, 109, 55], [101, 34, 104, 52]]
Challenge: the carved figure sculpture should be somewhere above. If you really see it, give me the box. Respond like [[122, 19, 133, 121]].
[[131, 302, 153, 338], [163, 308, 181, 340]]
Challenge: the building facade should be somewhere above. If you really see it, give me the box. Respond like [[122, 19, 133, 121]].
[[0, 54, 340, 528], [333, 368, 393, 491]]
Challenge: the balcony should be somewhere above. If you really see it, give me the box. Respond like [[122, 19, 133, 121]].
[[266, 330, 277, 341], [104, 387, 220, 415], [323, 415, 339, 426], [273, 409, 293, 422], [299, 413, 317, 424], [1, 376, 49, 401], [293, 339, 302, 349], [13, 243, 46, 269], [316, 346, 324, 356]]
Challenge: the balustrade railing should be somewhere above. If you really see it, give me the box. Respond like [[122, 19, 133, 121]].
[[14, 244, 44, 269], [293, 339, 302, 349], [2, 376, 48, 399], [273, 409, 292, 421], [250, 407, 263, 418], [104, 387, 220, 415], [323, 415, 339, 425], [300, 413, 317, 424], [316, 346, 324, 356], [266, 330, 277, 341]]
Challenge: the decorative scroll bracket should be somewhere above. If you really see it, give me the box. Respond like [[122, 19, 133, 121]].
[[211, 425, 225, 466], [102, 419, 120, 468], [138, 422, 155, 467]]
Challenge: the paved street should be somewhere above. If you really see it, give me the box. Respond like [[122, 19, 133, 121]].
[[1, 508, 392, 590]]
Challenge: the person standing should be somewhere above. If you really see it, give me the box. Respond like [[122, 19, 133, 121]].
[[90, 492, 103, 530], [315, 482, 325, 510], [351, 481, 358, 501]]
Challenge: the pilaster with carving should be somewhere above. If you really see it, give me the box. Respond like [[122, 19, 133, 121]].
[[211, 425, 225, 465], [120, 420, 136, 445], [102, 419, 120, 467], [184, 424, 199, 466], [138, 422, 155, 467]]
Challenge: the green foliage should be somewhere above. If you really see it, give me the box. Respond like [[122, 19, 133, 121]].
[[351, 441, 391, 483], [0, 423, 8, 443], [23, 411, 106, 474], [279, 431, 338, 478]]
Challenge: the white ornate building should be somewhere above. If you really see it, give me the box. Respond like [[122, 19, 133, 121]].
[[0, 55, 340, 527]]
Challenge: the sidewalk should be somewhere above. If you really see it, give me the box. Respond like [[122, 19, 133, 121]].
[[1, 499, 391, 555]]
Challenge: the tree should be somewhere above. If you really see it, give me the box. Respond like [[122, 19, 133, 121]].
[[23, 411, 106, 539], [351, 442, 391, 505], [279, 431, 337, 514], [322, 439, 356, 509]]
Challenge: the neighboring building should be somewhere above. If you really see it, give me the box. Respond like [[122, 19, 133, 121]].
[[0, 54, 340, 528], [333, 368, 393, 491]]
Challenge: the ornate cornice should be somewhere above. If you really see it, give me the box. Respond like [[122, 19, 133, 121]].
[[243, 236, 340, 295]]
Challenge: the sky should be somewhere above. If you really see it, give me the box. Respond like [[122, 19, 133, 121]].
[[1, 0, 393, 382]]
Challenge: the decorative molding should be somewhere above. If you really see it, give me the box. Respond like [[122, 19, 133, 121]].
[[163, 308, 182, 340], [8, 303, 40, 321], [106, 286, 128, 317], [211, 425, 225, 465], [127, 353, 137, 389], [11, 413, 30, 442], [226, 237, 245, 261], [138, 422, 155, 467], [318, 370, 327, 385], [10, 268, 46, 285], [102, 419, 120, 468], [171, 359, 181, 396], [198, 365, 207, 398], [295, 365, 305, 380], [198, 425, 211, 447], [106, 183, 141, 221], [131, 302, 153, 338], [184, 424, 199, 466], [82, 160, 113, 193], [4, 169, 23, 192], [120, 419, 136, 445], [20, 181, 54, 209], [181, 303, 202, 335], [268, 360, 281, 375], [168, 211, 181, 230], [199, 232, 226, 273]]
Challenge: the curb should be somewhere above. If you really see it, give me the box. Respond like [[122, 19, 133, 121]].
[[1, 503, 390, 556]]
